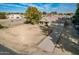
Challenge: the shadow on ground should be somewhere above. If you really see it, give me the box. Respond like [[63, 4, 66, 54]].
[[60, 25, 79, 55], [50, 19, 79, 55], [0, 44, 18, 55]]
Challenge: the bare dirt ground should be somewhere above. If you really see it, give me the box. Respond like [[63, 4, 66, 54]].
[[0, 24, 46, 54]]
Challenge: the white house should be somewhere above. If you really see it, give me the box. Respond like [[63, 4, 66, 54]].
[[2, 14, 26, 27], [6, 14, 25, 20]]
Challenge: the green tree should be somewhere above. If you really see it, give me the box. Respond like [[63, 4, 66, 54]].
[[72, 4, 79, 24], [25, 7, 41, 24], [75, 4, 79, 22]]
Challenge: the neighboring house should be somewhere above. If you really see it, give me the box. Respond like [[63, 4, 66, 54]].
[[0, 14, 26, 27], [39, 14, 73, 26], [39, 14, 59, 26], [6, 14, 25, 20]]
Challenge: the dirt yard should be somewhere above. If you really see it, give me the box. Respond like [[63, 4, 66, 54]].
[[0, 24, 46, 54]]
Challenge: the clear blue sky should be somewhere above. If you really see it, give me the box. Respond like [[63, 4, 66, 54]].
[[0, 3, 77, 13]]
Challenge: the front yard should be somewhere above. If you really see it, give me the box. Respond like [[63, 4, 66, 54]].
[[0, 24, 46, 54]]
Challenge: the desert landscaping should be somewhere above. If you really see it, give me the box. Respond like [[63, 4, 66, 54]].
[[0, 14, 76, 55], [0, 3, 79, 55]]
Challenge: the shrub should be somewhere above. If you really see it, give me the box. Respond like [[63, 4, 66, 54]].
[[0, 12, 6, 19], [0, 24, 4, 29]]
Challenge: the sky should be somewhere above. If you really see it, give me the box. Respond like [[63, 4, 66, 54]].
[[0, 3, 77, 13]]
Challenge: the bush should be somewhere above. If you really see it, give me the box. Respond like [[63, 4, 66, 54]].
[[0, 12, 6, 19], [0, 24, 4, 29]]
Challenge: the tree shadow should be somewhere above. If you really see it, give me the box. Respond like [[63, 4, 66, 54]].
[[50, 20, 79, 54], [39, 17, 79, 54], [60, 25, 79, 55], [39, 26, 51, 36]]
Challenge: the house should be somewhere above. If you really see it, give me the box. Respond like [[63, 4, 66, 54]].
[[6, 14, 25, 20], [0, 13, 26, 27], [39, 14, 59, 26]]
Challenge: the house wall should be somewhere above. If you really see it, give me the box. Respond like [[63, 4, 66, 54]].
[[6, 14, 24, 20]]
